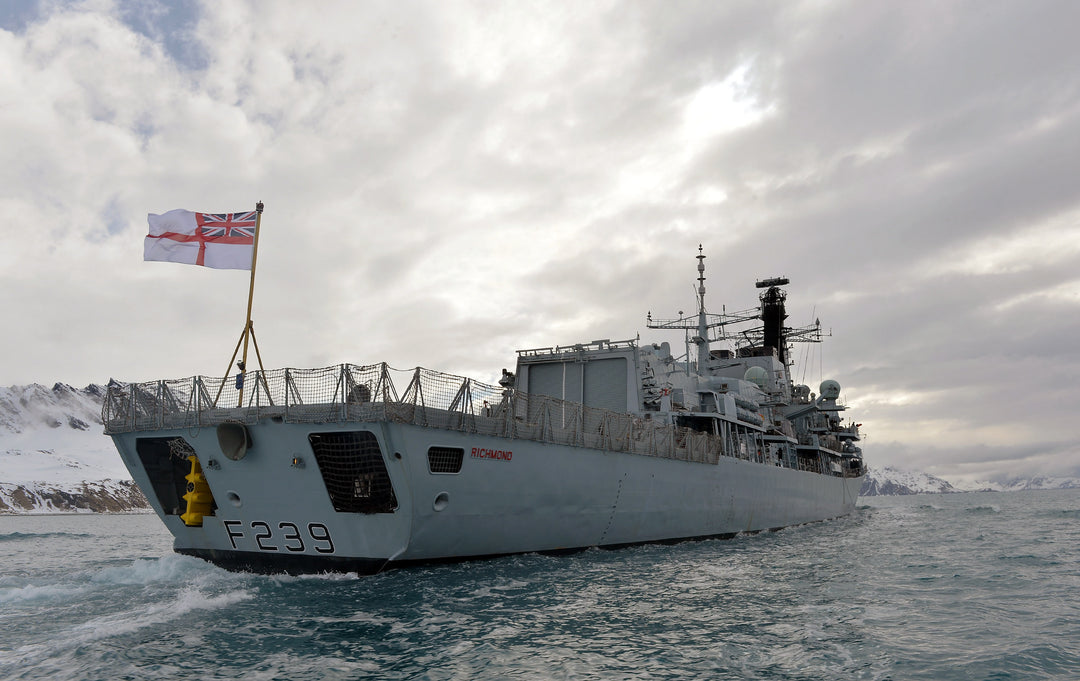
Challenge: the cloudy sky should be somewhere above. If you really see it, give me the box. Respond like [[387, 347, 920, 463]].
[[2, 0, 1078, 484]]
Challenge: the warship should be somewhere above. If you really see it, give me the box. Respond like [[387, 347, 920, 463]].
[[104, 248, 864, 574]]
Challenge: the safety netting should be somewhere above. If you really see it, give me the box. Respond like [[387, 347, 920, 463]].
[[102, 363, 725, 464]]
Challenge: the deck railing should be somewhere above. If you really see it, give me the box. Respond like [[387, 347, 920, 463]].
[[103, 364, 860, 475]]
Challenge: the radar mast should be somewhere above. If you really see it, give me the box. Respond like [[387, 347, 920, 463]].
[[646, 250, 826, 373]]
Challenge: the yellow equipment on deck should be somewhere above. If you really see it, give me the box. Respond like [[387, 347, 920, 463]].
[[180, 455, 214, 526]]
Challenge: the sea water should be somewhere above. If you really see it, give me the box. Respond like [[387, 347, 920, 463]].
[[1, 491, 1078, 680]]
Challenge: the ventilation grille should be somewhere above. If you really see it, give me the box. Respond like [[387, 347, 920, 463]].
[[308, 431, 398, 513], [427, 446, 464, 474]]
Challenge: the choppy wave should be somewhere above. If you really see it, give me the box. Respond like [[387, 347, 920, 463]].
[[3, 586, 252, 673], [1036, 507, 1080, 520], [0, 531, 94, 542], [0, 582, 88, 606], [2, 491, 1079, 680], [72, 586, 251, 638], [89, 552, 223, 586]]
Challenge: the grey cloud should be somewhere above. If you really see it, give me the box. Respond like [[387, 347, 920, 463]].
[[2, 1, 1080, 483]]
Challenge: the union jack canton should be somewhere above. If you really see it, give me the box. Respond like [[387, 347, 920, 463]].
[[196, 211, 258, 242]]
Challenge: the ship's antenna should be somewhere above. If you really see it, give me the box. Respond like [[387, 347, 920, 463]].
[[799, 305, 816, 384], [696, 244, 706, 315], [695, 245, 710, 372], [643, 246, 715, 375]]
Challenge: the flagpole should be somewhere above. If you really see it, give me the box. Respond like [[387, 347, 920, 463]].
[[237, 201, 264, 407]]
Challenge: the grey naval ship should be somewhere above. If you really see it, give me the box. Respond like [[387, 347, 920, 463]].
[[105, 249, 865, 574]]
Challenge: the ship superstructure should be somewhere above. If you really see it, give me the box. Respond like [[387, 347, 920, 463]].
[[516, 247, 862, 479], [105, 249, 863, 574]]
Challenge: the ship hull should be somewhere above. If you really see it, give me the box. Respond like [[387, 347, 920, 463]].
[[112, 418, 862, 574]]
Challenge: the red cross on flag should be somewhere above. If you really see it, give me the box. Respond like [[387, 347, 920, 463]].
[[144, 209, 257, 270]]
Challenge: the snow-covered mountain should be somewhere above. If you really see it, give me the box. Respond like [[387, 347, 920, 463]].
[[860, 464, 1080, 495], [0, 382, 148, 513], [860, 465, 963, 496], [964, 476, 1080, 493]]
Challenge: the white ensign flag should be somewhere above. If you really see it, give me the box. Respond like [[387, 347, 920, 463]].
[[144, 209, 257, 270]]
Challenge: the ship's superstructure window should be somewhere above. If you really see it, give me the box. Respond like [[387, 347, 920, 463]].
[[309, 431, 398, 513], [428, 446, 464, 474]]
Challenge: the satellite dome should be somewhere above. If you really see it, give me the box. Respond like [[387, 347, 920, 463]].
[[819, 379, 841, 400], [744, 366, 768, 388]]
